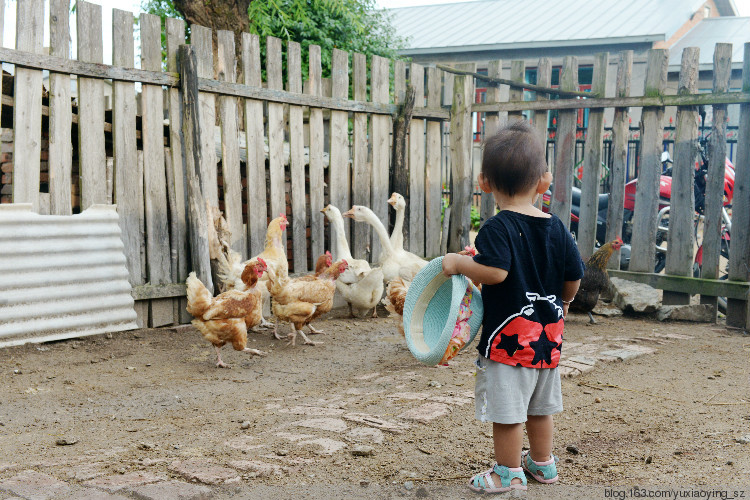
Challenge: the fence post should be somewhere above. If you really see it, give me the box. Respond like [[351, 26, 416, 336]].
[[370, 56, 391, 262], [700, 43, 732, 319], [287, 40, 307, 273], [352, 52, 370, 260], [664, 47, 700, 306], [577, 52, 609, 260], [727, 43, 750, 328], [179, 44, 213, 294], [628, 49, 668, 273], [550, 56, 578, 229], [606, 51, 633, 269], [480, 59, 503, 225], [330, 48, 351, 261], [408, 62, 426, 256], [424, 67, 443, 258], [48, 0, 72, 215], [192, 26, 219, 209], [448, 63, 475, 253]]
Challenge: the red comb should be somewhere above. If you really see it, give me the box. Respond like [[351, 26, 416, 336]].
[[257, 258, 266, 266]]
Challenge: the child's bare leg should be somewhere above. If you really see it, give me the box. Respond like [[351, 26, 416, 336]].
[[490, 422, 524, 484], [526, 414, 554, 461]]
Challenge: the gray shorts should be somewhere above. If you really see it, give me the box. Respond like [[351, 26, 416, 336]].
[[474, 355, 563, 424]]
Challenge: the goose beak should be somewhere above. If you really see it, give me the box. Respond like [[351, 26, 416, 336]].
[[320, 207, 327, 214], [342, 208, 354, 218], [387, 194, 397, 206]]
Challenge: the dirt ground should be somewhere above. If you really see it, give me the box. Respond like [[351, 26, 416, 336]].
[[1, 308, 749, 499]]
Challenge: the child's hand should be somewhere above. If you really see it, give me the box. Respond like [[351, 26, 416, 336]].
[[563, 303, 569, 319], [442, 253, 461, 276]]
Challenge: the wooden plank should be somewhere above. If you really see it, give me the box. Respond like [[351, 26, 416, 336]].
[[112, 9, 142, 324], [48, 0, 72, 215], [306, 44, 325, 261], [76, 1, 106, 210], [628, 49, 668, 273], [351, 52, 370, 260], [663, 47, 699, 306], [391, 60, 409, 247], [266, 37, 286, 226], [448, 62, 475, 252], [480, 60, 502, 224], [13, 0, 44, 212], [370, 55, 391, 262], [550, 56, 578, 229], [609, 270, 749, 300], [606, 51, 633, 270], [408, 63, 426, 257], [192, 25, 219, 208], [132, 283, 187, 301], [287, 40, 307, 273], [216, 30, 245, 256], [163, 149, 179, 320], [700, 43, 732, 317], [424, 67, 443, 258], [577, 52, 609, 260], [507, 60, 525, 122], [179, 44, 213, 293], [532, 58, 551, 159], [141, 13, 172, 327], [242, 33, 268, 258], [166, 17, 190, 324], [330, 48, 350, 259], [727, 43, 750, 328], [472, 91, 750, 113]]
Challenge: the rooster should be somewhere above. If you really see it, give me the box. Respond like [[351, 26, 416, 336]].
[[217, 214, 289, 329], [570, 237, 623, 324], [298, 252, 333, 281], [186, 260, 268, 368], [266, 260, 349, 346]]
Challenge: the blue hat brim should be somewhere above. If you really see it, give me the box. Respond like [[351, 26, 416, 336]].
[[403, 257, 483, 366]]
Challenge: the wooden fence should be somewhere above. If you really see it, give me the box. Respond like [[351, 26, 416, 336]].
[[0, 0, 451, 328], [469, 43, 750, 329], [2, 1, 749, 331]]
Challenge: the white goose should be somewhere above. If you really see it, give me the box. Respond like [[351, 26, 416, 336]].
[[343, 205, 427, 283], [321, 205, 385, 317], [388, 192, 406, 251]]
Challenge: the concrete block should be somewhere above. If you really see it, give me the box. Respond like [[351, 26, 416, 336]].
[[657, 304, 715, 322], [168, 460, 239, 485], [398, 402, 451, 423], [610, 277, 661, 313], [294, 418, 348, 432], [0, 470, 72, 499], [83, 472, 163, 493], [127, 480, 212, 500]]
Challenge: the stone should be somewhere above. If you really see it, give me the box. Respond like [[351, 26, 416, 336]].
[[345, 427, 385, 444], [66, 463, 108, 481], [83, 472, 164, 493], [240, 421, 251, 429], [600, 348, 645, 362], [566, 444, 579, 454], [294, 418, 348, 433], [350, 445, 375, 457], [404, 481, 415, 490], [224, 436, 266, 452], [279, 406, 345, 416], [610, 277, 661, 313], [567, 355, 598, 366], [343, 413, 410, 434], [274, 432, 314, 442], [592, 303, 623, 317], [387, 392, 429, 401], [657, 304, 715, 322], [736, 434, 750, 444], [168, 460, 240, 485], [559, 360, 595, 374], [0, 470, 72, 499], [127, 480, 212, 500], [297, 437, 347, 455], [398, 403, 450, 423], [55, 436, 78, 446], [428, 395, 473, 406]]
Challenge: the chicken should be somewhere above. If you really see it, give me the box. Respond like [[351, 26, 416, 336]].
[[217, 214, 289, 329], [382, 277, 409, 335], [297, 252, 333, 281], [266, 260, 349, 346], [321, 204, 385, 318], [569, 237, 623, 324], [186, 260, 268, 368]]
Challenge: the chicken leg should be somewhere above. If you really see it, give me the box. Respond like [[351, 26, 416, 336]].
[[371, 307, 378, 319], [286, 325, 320, 346], [307, 324, 325, 335], [587, 312, 597, 325], [215, 346, 229, 368]]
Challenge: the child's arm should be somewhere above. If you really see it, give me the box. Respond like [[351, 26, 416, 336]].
[[561, 279, 581, 318], [442, 253, 507, 285]]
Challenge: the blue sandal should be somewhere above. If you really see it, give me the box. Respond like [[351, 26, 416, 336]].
[[521, 450, 559, 483], [468, 464, 527, 493]]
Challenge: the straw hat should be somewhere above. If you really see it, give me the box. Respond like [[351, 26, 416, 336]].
[[403, 257, 483, 366]]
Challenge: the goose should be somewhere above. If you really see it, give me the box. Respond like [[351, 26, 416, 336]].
[[321, 204, 385, 317], [343, 205, 427, 283], [388, 192, 406, 251]]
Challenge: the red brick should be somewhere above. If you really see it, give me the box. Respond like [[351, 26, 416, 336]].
[[0, 152, 11, 163], [1, 184, 11, 195], [1, 195, 11, 203], [1, 173, 10, 184], [1, 162, 12, 173], [40, 150, 48, 161]]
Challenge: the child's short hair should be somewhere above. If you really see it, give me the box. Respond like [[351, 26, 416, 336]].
[[481, 120, 548, 196]]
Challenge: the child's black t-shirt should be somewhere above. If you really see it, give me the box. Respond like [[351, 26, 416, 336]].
[[472, 211, 584, 368]]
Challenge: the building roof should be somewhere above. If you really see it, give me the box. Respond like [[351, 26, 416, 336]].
[[390, 0, 706, 54], [668, 16, 748, 67]]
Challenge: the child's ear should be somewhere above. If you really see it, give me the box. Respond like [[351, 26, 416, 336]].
[[537, 171, 553, 194], [478, 173, 492, 194]]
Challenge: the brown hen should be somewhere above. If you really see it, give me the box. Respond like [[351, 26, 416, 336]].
[[570, 237, 623, 324]]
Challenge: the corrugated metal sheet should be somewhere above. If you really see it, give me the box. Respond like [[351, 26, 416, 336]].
[[390, 0, 705, 53], [0, 204, 138, 348], [668, 17, 749, 67]]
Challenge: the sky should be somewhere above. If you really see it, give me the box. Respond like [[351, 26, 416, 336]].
[[1, 0, 750, 65]]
